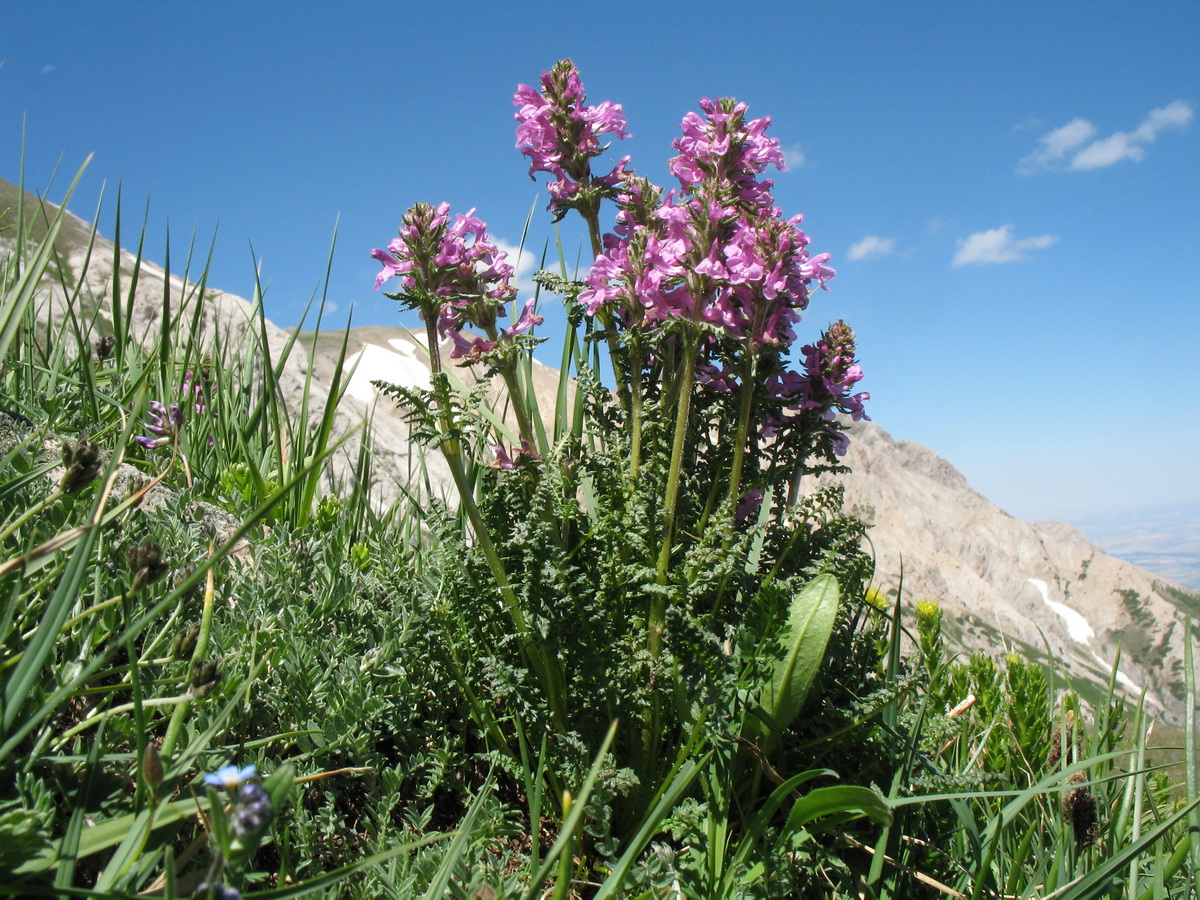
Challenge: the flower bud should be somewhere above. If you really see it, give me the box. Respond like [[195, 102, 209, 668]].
[[172, 623, 200, 660], [60, 438, 103, 494], [127, 541, 169, 592], [191, 658, 221, 698], [94, 335, 116, 361], [142, 741, 164, 791]]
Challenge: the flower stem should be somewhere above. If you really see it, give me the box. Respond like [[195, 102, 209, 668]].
[[725, 355, 759, 512], [161, 562, 216, 761], [425, 315, 442, 376], [651, 330, 699, 652], [579, 205, 630, 413], [627, 337, 645, 483], [53, 691, 195, 751], [435, 385, 567, 733]]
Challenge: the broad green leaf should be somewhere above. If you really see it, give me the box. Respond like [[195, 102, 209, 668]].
[[785, 784, 892, 833], [752, 573, 840, 753]]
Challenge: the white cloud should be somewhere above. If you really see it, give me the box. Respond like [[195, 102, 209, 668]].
[[952, 225, 1058, 266], [42, 64, 56, 74], [1017, 118, 1096, 173], [1018, 101, 1194, 173], [847, 235, 896, 261], [782, 143, 806, 169], [1070, 132, 1143, 169], [1133, 99, 1195, 140]]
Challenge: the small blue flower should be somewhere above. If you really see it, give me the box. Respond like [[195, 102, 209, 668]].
[[203, 764, 257, 789]]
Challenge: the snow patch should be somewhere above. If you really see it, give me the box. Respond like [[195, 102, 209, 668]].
[[343, 339, 430, 403], [1090, 650, 1145, 696], [1028, 578, 1094, 644], [1029, 578, 1149, 700]]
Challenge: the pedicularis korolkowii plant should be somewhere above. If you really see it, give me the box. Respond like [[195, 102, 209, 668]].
[[371, 58, 875, 841]]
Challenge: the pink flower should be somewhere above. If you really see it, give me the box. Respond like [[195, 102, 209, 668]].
[[444, 328, 497, 362], [371, 202, 515, 306], [514, 60, 631, 215], [668, 98, 785, 207], [491, 439, 542, 471], [504, 298, 543, 337]]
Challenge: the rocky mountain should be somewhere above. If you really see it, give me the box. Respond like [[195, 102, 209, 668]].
[[6, 174, 1199, 725], [817, 421, 1200, 723]]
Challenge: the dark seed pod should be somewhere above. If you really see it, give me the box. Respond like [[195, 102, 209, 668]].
[[94, 335, 116, 361], [191, 658, 221, 698], [1063, 773, 1099, 846], [142, 741, 164, 790], [172, 623, 201, 660], [127, 541, 169, 591]]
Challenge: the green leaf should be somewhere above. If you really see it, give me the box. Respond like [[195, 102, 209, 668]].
[[785, 785, 892, 833], [13, 794, 212, 876], [751, 573, 840, 753]]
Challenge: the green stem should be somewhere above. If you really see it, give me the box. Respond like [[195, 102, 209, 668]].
[[438, 400, 567, 733], [499, 365, 536, 450], [653, 331, 699, 596], [425, 314, 442, 376], [53, 692, 194, 750], [39, 590, 128, 639], [627, 337, 645, 483], [161, 564, 216, 761], [480, 319, 536, 450], [724, 355, 758, 513], [645, 331, 698, 777]]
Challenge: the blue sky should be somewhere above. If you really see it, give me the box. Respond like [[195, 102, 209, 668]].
[[2, 1, 1197, 523]]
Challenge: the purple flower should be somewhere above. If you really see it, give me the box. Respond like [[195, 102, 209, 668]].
[[134, 401, 185, 450], [179, 370, 208, 415], [444, 327, 497, 362], [372, 202, 537, 369], [491, 439, 542, 471], [735, 489, 765, 523], [765, 321, 869, 456], [669, 97, 785, 208], [504, 298, 543, 338], [575, 97, 834, 357], [372, 202, 515, 306]]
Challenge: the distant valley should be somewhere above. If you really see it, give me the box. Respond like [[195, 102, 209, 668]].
[[1068, 505, 1200, 591]]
